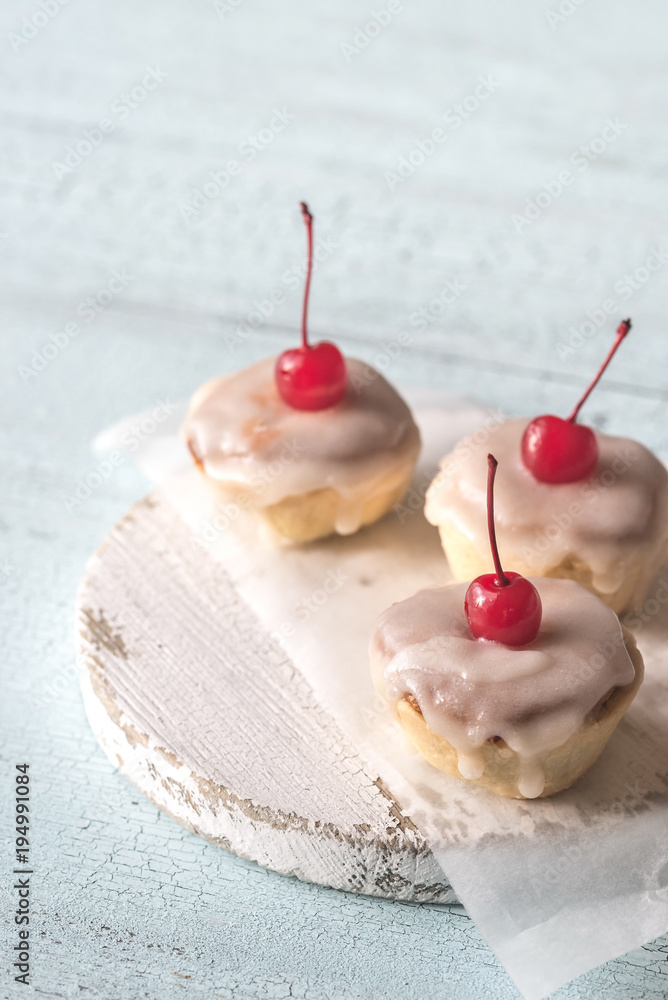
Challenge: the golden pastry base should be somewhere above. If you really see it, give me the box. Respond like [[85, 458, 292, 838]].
[[436, 520, 661, 616], [258, 473, 415, 543]]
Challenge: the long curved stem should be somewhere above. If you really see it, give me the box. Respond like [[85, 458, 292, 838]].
[[486, 454, 509, 587], [567, 318, 632, 423], [300, 201, 313, 350]]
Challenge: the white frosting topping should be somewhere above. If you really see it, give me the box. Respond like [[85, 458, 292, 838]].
[[370, 578, 637, 797], [181, 356, 420, 534], [425, 418, 668, 596]]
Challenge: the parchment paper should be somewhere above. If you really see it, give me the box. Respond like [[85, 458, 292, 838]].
[[94, 390, 668, 999]]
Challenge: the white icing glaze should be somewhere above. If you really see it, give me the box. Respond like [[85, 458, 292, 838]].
[[457, 751, 485, 781], [424, 418, 668, 596], [370, 578, 637, 797], [181, 356, 421, 534]]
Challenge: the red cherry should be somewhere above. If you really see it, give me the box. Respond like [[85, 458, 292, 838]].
[[521, 318, 631, 484], [275, 202, 348, 411], [275, 341, 347, 411], [521, 415, 598, 484], [465, 571, 543, 646], [464, 454, 542, 646]]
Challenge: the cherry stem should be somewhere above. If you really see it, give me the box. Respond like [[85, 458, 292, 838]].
[[567, 318, 632, 423], [486, 454, 509, 587], [300, 201, 313, 351]]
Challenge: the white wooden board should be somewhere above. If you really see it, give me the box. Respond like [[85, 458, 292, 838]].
[[76, 492, 457, 903]]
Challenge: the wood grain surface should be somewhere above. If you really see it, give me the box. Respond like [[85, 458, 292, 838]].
[[76, 493, 455, 904], [3, 0, 668, 996]]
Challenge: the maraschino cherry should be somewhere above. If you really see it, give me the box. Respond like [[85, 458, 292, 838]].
[[465, 454, 542, 646], [275, 202, 347, 411], [521, 318, 632, 484]]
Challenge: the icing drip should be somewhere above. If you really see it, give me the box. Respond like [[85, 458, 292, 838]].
[[181, 357, 421, 521], [457, 750, 485, 780], [334, 498, 367, 536], [518, 758, 545, 799], [370, 578, 637, 798], [424, 418, 668, 597]]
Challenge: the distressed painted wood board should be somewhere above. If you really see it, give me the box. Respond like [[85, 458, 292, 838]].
[[8, 0, 668, 991], [76, 492, 457, 903]]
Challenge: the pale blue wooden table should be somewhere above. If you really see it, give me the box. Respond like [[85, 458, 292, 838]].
[[2, 0, 668, 996]]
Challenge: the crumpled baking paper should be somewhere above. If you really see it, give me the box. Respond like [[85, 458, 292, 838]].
[[94, 389, 668, 1000]]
